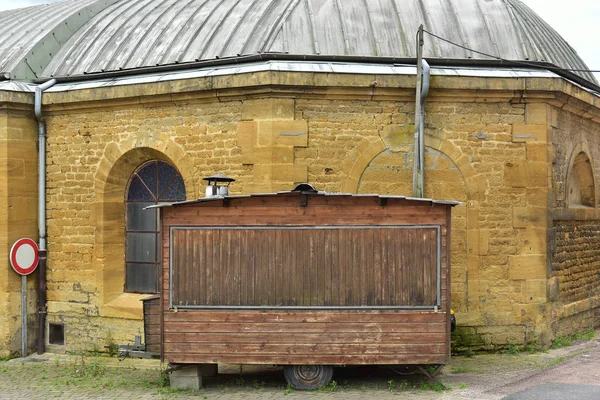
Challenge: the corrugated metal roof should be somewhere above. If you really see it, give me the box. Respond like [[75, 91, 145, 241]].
[[147, 190, 461, 209], [0, 0, 119, 80], [0, 0, 595, 84]]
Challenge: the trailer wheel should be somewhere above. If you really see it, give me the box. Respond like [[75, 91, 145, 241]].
[[283, 365, 333, 390]]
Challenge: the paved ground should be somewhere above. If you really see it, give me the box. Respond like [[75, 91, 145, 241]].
[[0, 331, 598, 399]]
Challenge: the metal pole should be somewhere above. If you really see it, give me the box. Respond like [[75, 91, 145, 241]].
[[413, 25, 424, 198], [21, 275, 27, 358]]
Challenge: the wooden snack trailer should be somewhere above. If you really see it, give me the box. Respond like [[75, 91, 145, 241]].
[[149, 185, 458, 389]]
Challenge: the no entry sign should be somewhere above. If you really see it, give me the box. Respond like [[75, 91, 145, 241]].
[[10, 238, 39, 276]]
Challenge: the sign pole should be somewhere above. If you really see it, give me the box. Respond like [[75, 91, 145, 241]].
[[9, 238, 39, 358], [21, 275, 27, 358]]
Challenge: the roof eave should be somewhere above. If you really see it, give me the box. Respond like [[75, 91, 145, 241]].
[[34, 53, 600, 93]]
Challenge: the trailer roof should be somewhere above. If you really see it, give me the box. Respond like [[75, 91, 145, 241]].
[[147, 190, 461, 209]]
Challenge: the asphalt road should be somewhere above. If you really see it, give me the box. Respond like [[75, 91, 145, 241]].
[[497, 338, 600, 400], [504, 384, 600, 400]]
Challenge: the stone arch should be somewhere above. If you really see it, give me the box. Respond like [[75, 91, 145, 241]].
[[93, 139, 195, 318], [341, 134, 482, 201], [340, 138, 387, 193], [344, 135, 483, 314], [566, 144, 596, 208]]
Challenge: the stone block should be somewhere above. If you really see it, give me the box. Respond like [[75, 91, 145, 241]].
[[242, 99, 295, 121], [524, 103, 549, 125], [257, 120, 308, 147], [466, 206, 479, 230], [526, 143, 548, 162], [512, 207, 546, 229], [273, 163, 308, 183], [547, 277, 559, 302], [512, 124, 548, 143], [170, 365, 203, 390], [380, 124, 414, 147], [237, 121, 258, 147], [526, 188, 547, 207], [241, 146, 294, 165], [518, 228, 546, 255], [504, 162, 526, 188], [525, 162, 548, 188], [520, 279, 547, 303], [479, 229, 489, 255], [508, 254, 546, 280]]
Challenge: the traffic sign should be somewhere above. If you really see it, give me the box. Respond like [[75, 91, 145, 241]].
[[9, 238, 39, 276]]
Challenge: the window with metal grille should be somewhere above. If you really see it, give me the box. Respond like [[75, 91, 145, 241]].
[[125, 160, 186, 293]]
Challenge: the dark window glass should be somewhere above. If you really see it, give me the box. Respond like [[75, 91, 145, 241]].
[[126, 263, 157, 293], [125, 160, 186, 293], [127, 176, 154, 201], [137, 161, 158, 199], [161, 175, 186, 201], [157, 163, 177, 198]]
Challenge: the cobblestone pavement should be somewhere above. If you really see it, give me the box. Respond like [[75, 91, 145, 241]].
[[0, 331, 598, 400]]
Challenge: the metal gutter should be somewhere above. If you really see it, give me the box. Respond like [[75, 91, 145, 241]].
[[33, 52, 600, 94], [34, 78, 57, 355]]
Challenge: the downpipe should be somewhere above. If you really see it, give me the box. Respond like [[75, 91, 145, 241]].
[[34, 78, 56, 355], [413, 59, 430, 198], [418, 59, 430, 196]]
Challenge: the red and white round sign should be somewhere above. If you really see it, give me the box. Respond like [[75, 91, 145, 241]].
[[9, 238, 39, 276]]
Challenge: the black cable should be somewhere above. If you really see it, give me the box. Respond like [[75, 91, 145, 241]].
[[422, 29, 600, 74]]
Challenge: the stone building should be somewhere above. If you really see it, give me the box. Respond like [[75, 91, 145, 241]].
[[0, 0, 599, 356]]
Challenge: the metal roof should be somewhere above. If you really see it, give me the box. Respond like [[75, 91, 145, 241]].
[[146, 190, 461, 209], [0, 0, 595, 84]]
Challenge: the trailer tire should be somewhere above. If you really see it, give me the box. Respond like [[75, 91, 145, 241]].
[[283, 365, 333, 390]]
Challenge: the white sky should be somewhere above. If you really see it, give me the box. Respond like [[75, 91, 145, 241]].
[[0, 0, 598, 81]]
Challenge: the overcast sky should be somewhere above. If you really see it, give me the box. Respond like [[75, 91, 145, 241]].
[[0, 0, 598, 80]]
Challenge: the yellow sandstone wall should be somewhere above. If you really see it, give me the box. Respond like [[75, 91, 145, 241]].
[[32, 72, 599, 352], [0, 93, 39, 357]]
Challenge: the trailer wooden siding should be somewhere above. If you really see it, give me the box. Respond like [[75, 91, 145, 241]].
[[142, 296, 161, 354], [162, 310, 447, 365], [170, 226, 440, 308], [158, 193, 453, 366]]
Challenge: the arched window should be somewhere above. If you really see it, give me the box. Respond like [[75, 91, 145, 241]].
[[125, 160, 186, 293], [568, 152, 596, 208]]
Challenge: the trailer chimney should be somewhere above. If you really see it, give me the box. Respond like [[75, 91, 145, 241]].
[[203, 174, 235, 198]]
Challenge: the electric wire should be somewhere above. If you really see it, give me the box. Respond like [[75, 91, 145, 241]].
[[422, 29, 600, 74]]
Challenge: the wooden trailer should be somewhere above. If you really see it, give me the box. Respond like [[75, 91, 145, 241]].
[[147, 185, 458, 389]]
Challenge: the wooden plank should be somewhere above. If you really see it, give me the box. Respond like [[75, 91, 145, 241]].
[[206, 230, 214, 305], [163, 331, 447, 344], [163, 310, 447, 323], [165, 353, 447, 366], [144, 315, 161, 326], [163, 342, 447, 355], [163, 322, 447, 334]]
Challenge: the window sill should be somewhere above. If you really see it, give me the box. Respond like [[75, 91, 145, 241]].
[[101, 293, 148, 320]]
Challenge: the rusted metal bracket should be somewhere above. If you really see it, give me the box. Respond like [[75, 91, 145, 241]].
[[417, 365, 446, 389]]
